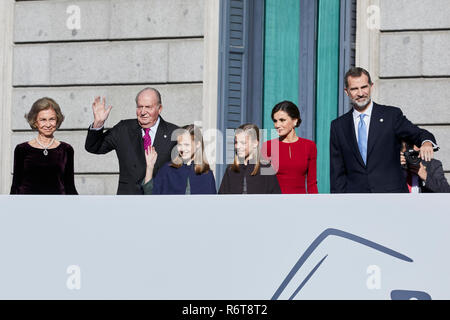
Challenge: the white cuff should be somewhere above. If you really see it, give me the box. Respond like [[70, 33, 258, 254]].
[[89, 124, 104, 131], [421, 140, 438, 149]]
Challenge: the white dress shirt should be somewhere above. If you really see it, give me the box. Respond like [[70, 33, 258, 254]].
[[352, 101, 373, 143]]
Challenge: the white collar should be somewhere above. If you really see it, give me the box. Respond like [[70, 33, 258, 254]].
[[353, 100, 373, 120], [142, 116, 160, 132]]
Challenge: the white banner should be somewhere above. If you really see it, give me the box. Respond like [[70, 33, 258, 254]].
[[0, 194, 449, 300]]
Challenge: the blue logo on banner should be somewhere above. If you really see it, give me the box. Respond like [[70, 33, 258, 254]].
[[272, 228, 431, 300]]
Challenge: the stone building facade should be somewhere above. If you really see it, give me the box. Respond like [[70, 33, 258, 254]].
[[0, 0, 448, 194], [0, 0, 219, 194]]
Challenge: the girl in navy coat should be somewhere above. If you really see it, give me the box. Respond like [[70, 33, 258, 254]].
[[142, 124, 216, 194]]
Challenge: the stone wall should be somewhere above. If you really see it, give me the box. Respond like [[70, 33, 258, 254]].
[[379, 0, 450, 181], [357, 0, 450, 182], [8, 0, 207, 194]]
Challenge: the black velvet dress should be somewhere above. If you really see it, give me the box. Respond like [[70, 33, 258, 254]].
[[10, 142, 78, 195]]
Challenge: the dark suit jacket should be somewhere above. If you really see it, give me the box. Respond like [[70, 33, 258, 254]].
[[330, 103, 436, 193], [420, 159, 450, 193], [85, 117, 178, 195]]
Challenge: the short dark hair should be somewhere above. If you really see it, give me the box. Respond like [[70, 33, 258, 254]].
[[344, 67, 373, 88], [271, 101, 301, 128], [135, 87, 162, 105], [25, 97, 65, 129]]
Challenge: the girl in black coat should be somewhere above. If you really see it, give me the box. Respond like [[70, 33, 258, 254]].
[[218, 123, 281, 194]]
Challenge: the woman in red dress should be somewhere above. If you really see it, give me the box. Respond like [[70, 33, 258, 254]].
[[262, 101, 318, 194]]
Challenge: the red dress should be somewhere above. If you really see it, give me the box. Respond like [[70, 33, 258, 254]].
[[262, 138, 318, 194]]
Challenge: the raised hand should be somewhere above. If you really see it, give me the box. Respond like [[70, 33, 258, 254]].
[[145, 146, 158, 168], [144, 146, 158, 183], [92, 96, 112, 128]]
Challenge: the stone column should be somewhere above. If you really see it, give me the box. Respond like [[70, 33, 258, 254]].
[[201, 0, 220, 171], [0, 0, 14, 194], [355, 0, 380, 101]]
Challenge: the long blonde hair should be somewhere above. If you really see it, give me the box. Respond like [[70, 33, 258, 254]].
[[170, 124, 210, 174], [231, 123, 260, 176]]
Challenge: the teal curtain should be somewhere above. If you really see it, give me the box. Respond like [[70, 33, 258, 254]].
[[315, 0, 340, 193], [263, 0, 300, 140]]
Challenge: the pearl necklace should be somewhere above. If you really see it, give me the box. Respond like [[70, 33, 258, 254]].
[[35, 137, 55, 156]]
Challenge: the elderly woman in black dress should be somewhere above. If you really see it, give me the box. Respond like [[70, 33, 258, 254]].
[[10, 97, 78, 194]]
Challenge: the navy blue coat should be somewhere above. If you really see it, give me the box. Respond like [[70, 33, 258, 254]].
[[143, 162, 216, 195]]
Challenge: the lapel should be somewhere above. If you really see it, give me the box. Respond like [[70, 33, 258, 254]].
[[342, 109, 366, 168], [128, 119, 145, 165], [367, 103, 383, 159], [153, 117, 171, 151]]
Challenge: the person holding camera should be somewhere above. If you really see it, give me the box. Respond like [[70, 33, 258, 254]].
[[401, 142, 450, 193]]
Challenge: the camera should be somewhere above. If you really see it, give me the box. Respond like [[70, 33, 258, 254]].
[[402, 149, 421, 169], [402, 146, 439, 170]]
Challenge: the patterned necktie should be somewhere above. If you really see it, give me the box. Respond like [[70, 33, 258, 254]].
[[358, 114, 368, 164], [143, 128, 152, 150]]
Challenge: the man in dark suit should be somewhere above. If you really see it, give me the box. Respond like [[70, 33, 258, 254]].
[[85, 88, 178, 194], [330, 67, 437, 193]]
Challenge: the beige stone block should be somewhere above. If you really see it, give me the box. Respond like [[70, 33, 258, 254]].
[[378, 79, 450, 124], [168, 39, 204, 82], [75, 174, 119, 195], [14, 0, 204, 42], [380, 0, 450, 31], [12, 84, 203, 130]]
